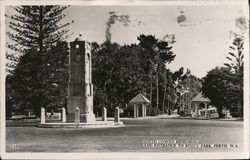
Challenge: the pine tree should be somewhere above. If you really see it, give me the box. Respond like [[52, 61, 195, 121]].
[[137, 34, 176, 110], [6, 6, 72, 116], [6, 5, 73, 72], [224, 37, 244, 117]]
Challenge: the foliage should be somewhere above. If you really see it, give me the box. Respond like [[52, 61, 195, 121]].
[[92, 41, 146, 114], [6, 43, 69, 116], [202, 36, 244, 118], [224, 37, 244, 117], [173, 68, 202, 114], [92, 35, 177, 115], [147, 107, 161, 116], [6, 5, 71, 116], [202, 67, 240, 117], [137, 34, 176, 110], [6, 5, 73, 72]]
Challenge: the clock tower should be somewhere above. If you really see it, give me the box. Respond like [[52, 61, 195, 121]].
[[67, 34, 95, 123]]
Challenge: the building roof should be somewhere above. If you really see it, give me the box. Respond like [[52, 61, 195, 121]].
[[129, 93, 151, 104], [191, 93, 210, 102]]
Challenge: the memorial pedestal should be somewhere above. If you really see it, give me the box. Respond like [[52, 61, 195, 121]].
[[82, 113, 96, 123]]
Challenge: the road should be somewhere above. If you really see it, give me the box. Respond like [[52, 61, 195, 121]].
[[6, 118, 243, 152]]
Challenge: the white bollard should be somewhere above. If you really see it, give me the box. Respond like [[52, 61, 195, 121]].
[[62, 108, 66, 123], [41, 108, 45, 124], [134, 105, 136, 118], [114, 107, 120, 123], [102, 107, 107, 122], [75, 107, 80, 124]]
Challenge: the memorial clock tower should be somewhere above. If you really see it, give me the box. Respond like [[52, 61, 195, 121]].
[[67, 34, 95, 123]]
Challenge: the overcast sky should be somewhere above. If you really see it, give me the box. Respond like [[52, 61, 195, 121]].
[[5, 2, 248, 78]]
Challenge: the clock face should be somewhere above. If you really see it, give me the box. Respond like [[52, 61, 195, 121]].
[[74, 52, 82, 62]]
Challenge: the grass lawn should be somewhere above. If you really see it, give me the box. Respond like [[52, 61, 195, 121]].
[[6, 118, 243, 152]]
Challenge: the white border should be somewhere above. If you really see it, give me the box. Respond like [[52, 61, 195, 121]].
[[1, 0, 249, 159], [0, 0, 247, 6]]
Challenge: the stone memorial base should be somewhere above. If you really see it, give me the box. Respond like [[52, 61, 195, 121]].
[[66, 113, 96, 123], [37, 121, 124, 128], [38, 107, 123, 129], [82, 112, 96, 123]]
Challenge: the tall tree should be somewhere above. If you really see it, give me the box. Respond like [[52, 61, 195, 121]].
[[6, 6, 72, 116], [224, 37, 244, 117], [202, 67, 239, 117], [172, 68, 201, 115], [92, 41, 147, 115], [6, 5, 73, 72], [92, 35, 176, 116], [137, 34, 175, 110], [7, 42, 69, 116]]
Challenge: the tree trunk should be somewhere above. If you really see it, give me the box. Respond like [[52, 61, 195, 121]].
[[167, 96, 170, 115], [162, 85, 166, 114], [150, 81, 152, 108], [170, 96, 172, 113], [156, 75, 159, 110]]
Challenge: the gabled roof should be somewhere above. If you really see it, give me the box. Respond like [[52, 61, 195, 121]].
[[129, 93, 151, 104], [191, 93, 210, 102]]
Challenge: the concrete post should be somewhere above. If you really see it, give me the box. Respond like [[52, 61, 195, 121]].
[[62, 108, 66, 123], [144, 105, 146, 117], [75, 107, 80, 124], [134, 104, 136, 118], [195, 103, 199, 119], [142, 105, 144, 117], [102, 107, 107, 121], [41, 108, 45, 124], [136, 106, 139, 118], [142, 104, 146, 117], [114, 107, 120, 123], [205, 103, 208, 119]]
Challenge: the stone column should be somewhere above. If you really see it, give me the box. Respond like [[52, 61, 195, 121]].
[[62, 108, 66, 123], [195, 103, 199, 119], [75, 107, 80, 124], [142, 106, 144, 117], [102, 107, 107, 122], [142, 104, 146, 117], [144, 105, 147, 117], [134, 104, 136, 118], [136, 106, 139, 118], [114, 107, 120, 123], [205, 103, 208, 119], [83, 42, 95, 123], [189, 95, 191, 113], [67, 39, 96, 123], [41, 108, 45, 124]]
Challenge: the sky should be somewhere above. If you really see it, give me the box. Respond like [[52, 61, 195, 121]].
[[5, 3, 248, 78]]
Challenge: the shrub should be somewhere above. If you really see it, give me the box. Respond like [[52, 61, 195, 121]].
[[147, 107, 161, 116]]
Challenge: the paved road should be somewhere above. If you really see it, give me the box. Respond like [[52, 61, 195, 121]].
[[6, 119, 243, 152]]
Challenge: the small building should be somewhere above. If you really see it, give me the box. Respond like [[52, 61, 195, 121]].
[[191, 93, 210, 119], [129, 93, 151, 118]]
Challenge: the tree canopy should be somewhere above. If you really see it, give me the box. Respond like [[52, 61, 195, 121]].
[[202, 35, 244, 118], [6, 6, 72, 116]]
